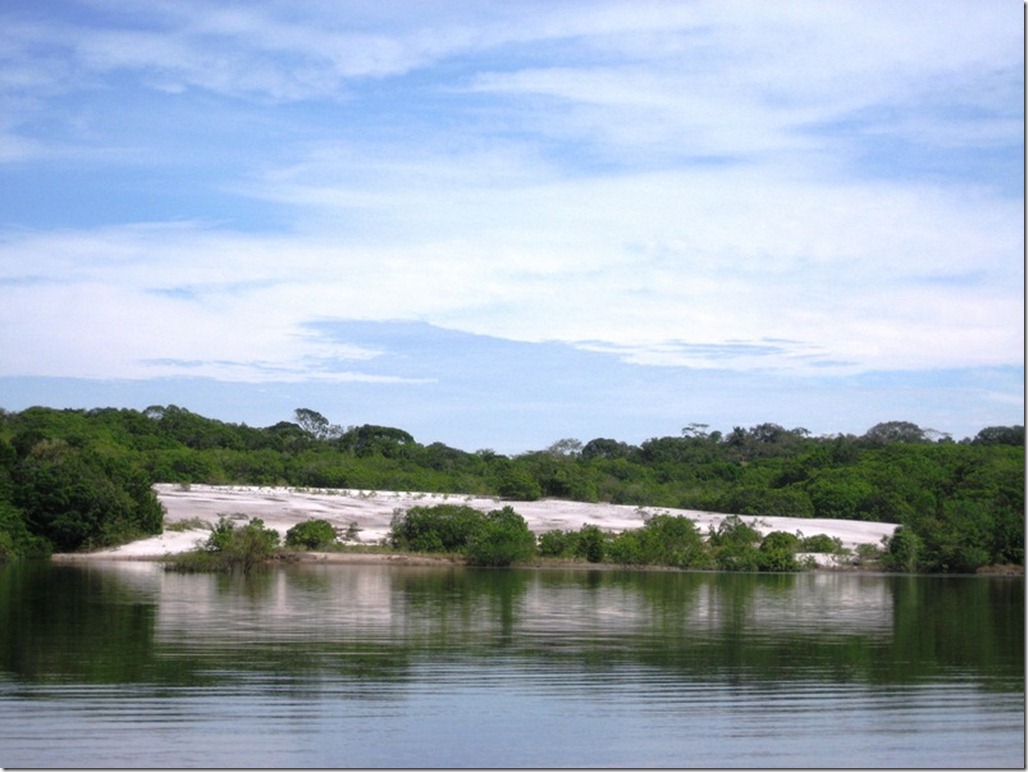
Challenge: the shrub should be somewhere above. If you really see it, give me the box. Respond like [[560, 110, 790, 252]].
[[0, 498, 50, 560], [575, 524, 606, 563], [800, 533, 844, 553], [497, 467, 543, 501], [170, 516, 279, 573], [538, 529, 576, 558], [760, 530, 801, 552], [757, 547, 800, 572], [465, 506, 536, 567], [389, 504, 486, 553], [758, 531, 801, 572], [285, 518, 338, 550], [709, 515, 763, 571], [635, 514, 708, 568], [884, 526, 922, 572], [607, 530, 645, 565], [12, 444, 163, 552]]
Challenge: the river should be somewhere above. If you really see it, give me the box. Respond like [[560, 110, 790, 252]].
[[0, 562, 1022, 768]]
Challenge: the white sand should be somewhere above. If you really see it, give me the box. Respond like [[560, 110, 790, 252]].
[[71, 484, 898, 566]]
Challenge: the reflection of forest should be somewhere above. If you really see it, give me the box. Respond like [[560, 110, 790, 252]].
[[146, 565, 896, 643], [0, 562, 1021, 689]]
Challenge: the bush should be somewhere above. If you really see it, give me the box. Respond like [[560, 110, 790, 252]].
[[11, 444, 163, 552], [170, 516, 279, 573], [758, 531, 801, 572], [389, 504, 487, 553], [285, 518, 338, 550], [884, 526, 922, 572], [709, 515, 763, 571], [497, 467, 542, 501], [760, 530, 801, 552], [0, 498, 50, 560], [537, 525, 607, 562], [636, 514, 708, 568], [607, 530, 645, 565], [465, 506, 536, 567], [575, 524, 606, 563], [538, 529, 576, 558], [800, 533, 844, 553]]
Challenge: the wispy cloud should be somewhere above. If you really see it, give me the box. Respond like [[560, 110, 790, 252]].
[[0, 1, 1021, 447]]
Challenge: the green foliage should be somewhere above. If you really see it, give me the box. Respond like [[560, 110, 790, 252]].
[[0, 499, 50, 560], [538, 529, 577, 558], [389, 504, 487, 553], [497, 466, 543, 501], [576, 524, 606, 563], [171, 516, 280, 573], [757, 531, 801, 572], [885, 526, 923, 573], [388, 504, 535, 566], [708, 515, 763, 571], [613, 513, 707, 569], [11, 442, 162, 552], [0, 406, 1021, 573], [607, 529, 645, 566], [718, 486, 814, 518], [973, 425, 1025, 446], [537, 525, 606, 561], [805, 475, 875, 520], [799, 533, 844, 554], [465, 506, 536, 566], [285, 518, 338, 550]]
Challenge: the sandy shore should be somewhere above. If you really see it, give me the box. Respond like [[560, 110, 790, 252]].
[[53, 484, 899, 567]]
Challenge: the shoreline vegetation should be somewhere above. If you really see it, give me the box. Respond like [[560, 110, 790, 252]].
[[54, 484, 902, 573], [2, 405, 1024, 575]]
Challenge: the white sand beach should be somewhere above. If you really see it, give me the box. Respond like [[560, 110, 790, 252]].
[[63, 484, 899, 567]]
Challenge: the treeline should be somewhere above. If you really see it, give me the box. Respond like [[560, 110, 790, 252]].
[[0, 405, 1022, 572], [391, 505, 844, 572]]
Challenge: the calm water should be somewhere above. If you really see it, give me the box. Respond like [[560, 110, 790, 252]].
[[0, 561, 1022, 769]]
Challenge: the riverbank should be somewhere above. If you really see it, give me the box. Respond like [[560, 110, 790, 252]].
[[51, 484, 900, 568]]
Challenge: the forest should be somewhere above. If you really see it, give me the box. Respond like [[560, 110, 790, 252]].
[[0, 404, 1022, 573]]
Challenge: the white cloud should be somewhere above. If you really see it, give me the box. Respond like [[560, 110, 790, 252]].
[[0, 149, 1020, 382], [0, 0, 1020, 394]]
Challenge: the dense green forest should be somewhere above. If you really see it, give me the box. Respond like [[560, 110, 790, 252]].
[[0, 405, 1022, 573]]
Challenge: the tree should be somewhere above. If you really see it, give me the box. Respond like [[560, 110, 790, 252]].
[[294, 408, 331, 440], [575, 524, 606, 563], [581, 438, 633, 460], [885, 526, 922, 572], [973, 426, 1025, 446], [172, 516, 280, 573], [285, 518, 338, 550], [708, 515, 762, 571], [547, 438, 583, 457], [341, 425, 416, 458], [758, 530, 801, 572], [635, 513, 707, 568], [862, 421, 928, 444], [497, 466, 542, 501], [465, 506, 536, 566], [12, 441, 163, 552], [389, 504, 486, 553]]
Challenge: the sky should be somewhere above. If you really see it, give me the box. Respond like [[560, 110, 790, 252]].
[[0, 1, 1023, 454]]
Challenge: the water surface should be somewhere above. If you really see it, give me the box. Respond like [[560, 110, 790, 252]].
[[0, 562, 1022, 768]]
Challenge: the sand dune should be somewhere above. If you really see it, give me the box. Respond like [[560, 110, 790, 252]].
[[69, 484, 898, 567]]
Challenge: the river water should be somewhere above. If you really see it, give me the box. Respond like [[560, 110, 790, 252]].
[[0, 561, 1022, 768]]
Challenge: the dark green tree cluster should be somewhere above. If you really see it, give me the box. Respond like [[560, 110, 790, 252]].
[[389, 504, 535, 566], [0, 407, 163, 557], [539, 514, 845, 572], [0, 406, 1021, 572], [284, 518, 338, 550], [169, 516, 280, 574]]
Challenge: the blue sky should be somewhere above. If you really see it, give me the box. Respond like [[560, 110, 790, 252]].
[[0, 1, 1022, 453]]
